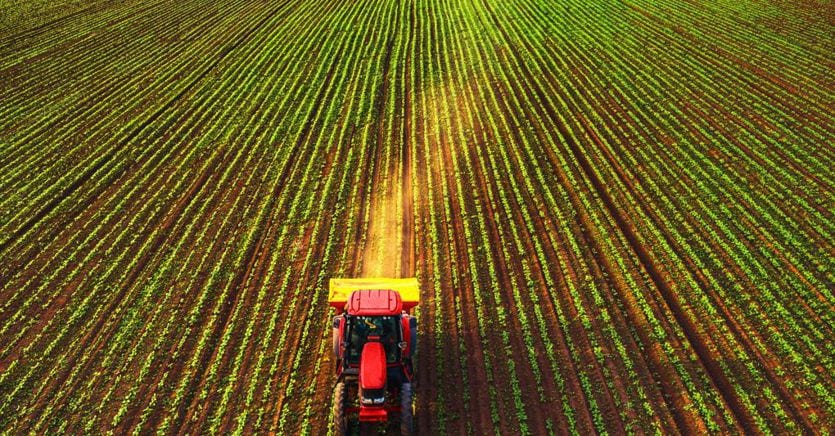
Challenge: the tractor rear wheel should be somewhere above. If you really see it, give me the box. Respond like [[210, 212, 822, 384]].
[[332, 381, 347, 435], [400, 382, 413, 435]]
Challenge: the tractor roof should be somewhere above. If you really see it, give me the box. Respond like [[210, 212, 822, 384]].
[[346, 289, 402, 315]]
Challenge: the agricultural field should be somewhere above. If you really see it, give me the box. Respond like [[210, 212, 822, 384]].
[[0, 0, 833, 433]]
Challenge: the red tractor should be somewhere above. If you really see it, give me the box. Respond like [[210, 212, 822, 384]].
[[328, 278, 419, 434]]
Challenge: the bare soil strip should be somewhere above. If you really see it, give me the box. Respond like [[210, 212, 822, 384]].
[[361, 36, 412, 279]]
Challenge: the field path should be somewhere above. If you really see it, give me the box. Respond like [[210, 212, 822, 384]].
[[359, 168, 411, 278], [359, 31, 415, 279], [359, 129, 415, 279]]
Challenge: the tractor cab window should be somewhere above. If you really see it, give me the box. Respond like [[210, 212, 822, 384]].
[[346, 315, 400, 364]]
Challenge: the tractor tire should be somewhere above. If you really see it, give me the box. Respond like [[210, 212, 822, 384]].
[[332, 381, 347, 436], [400, 382, 414, 435]]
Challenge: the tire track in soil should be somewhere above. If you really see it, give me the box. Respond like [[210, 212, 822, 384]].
[[412, 146, 442, 435], [544, 110, 720, 432], [415, 117, 456, 434], [520, 78, 717, 431]]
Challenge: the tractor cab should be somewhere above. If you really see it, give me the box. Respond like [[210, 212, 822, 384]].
[[345, 314, 401, 364]]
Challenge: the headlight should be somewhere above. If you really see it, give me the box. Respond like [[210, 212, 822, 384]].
[[361, 389, 386, 405], [361, 396, 386, 405]]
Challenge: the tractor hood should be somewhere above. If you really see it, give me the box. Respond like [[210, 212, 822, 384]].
[[359, 341, 387, 391]]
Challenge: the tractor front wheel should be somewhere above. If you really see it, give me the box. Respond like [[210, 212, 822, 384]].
[[400, 382, 413, 435], [332, 381, 347, 435]]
